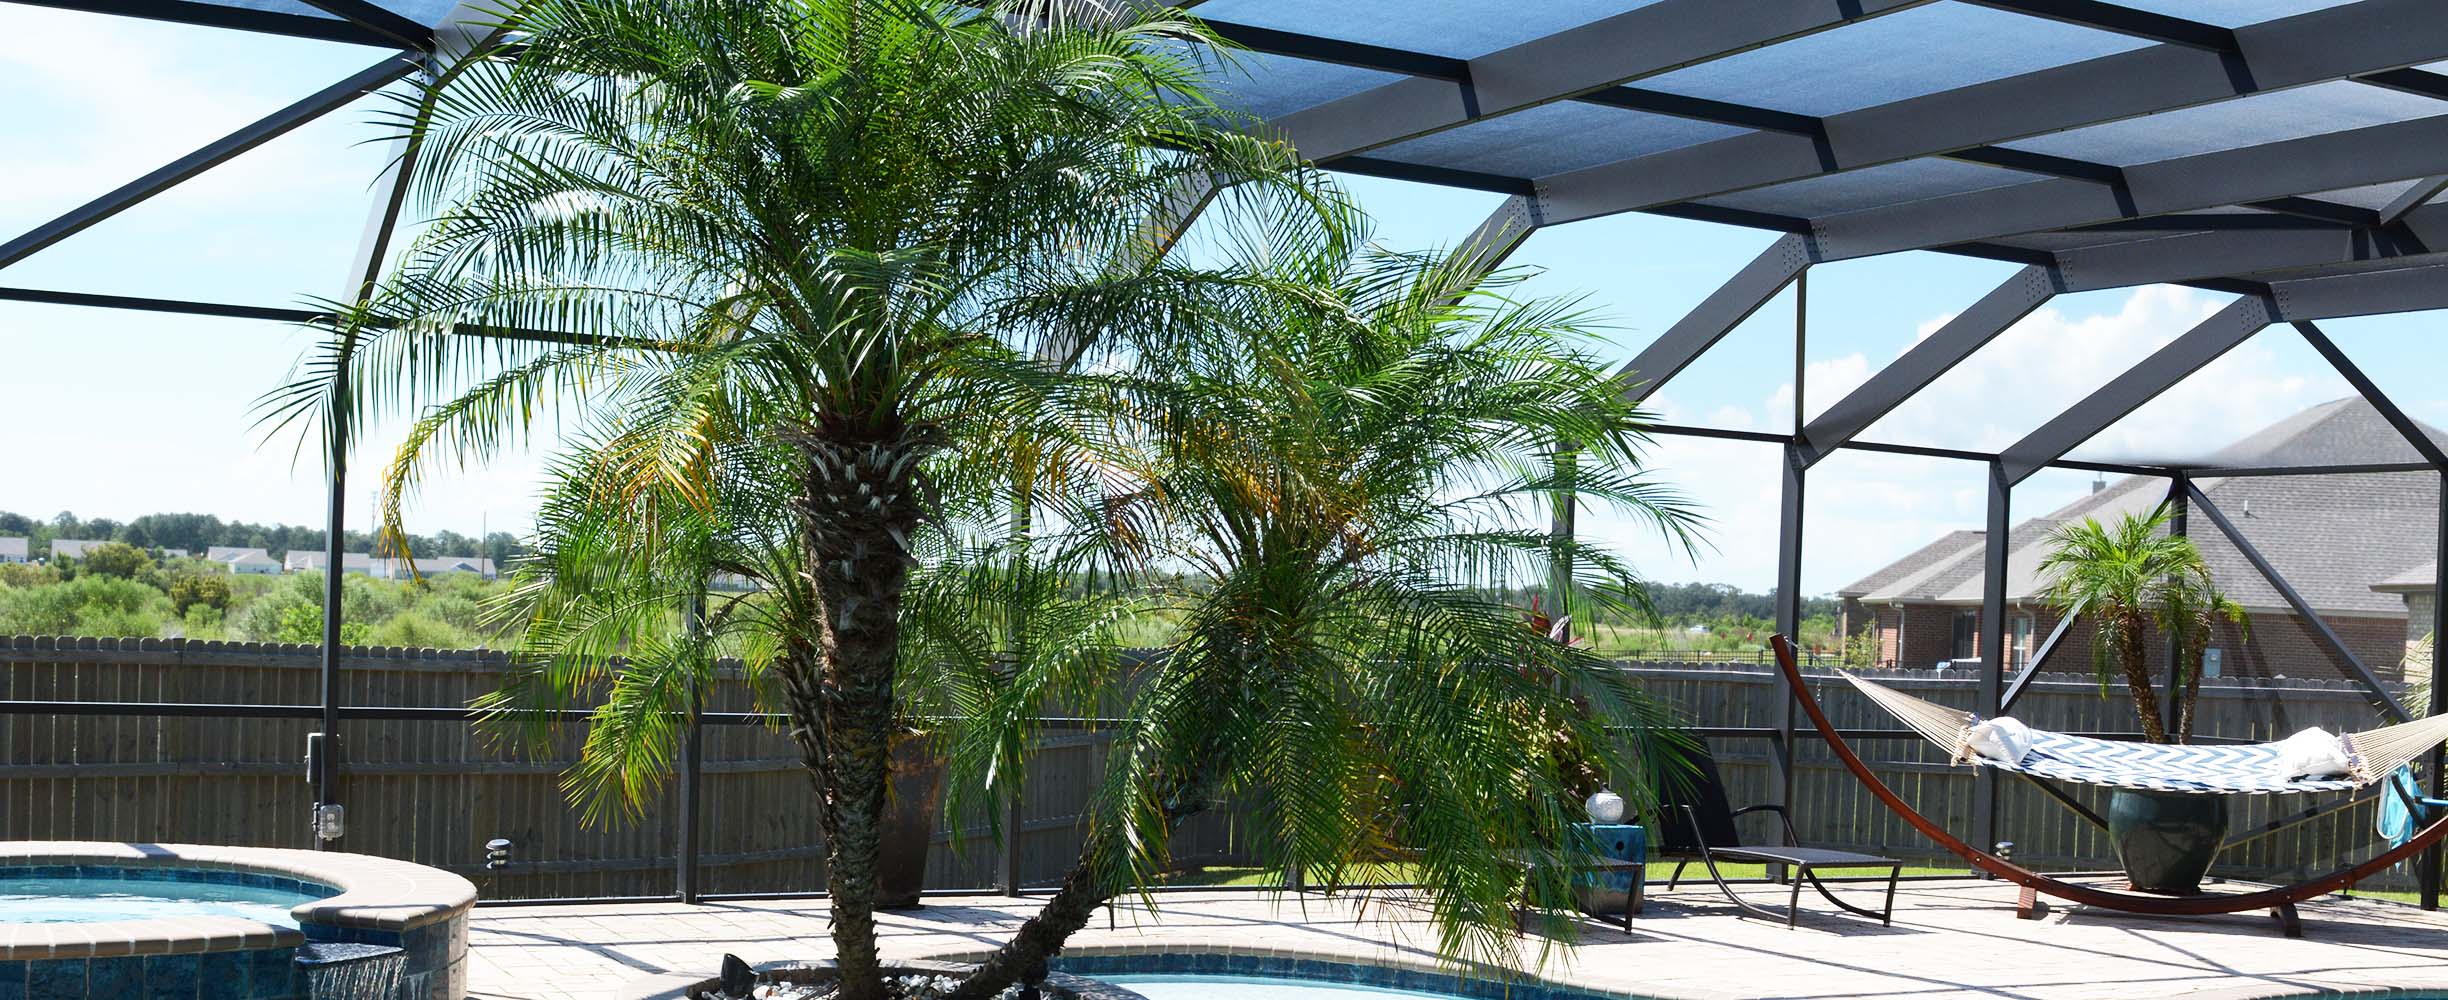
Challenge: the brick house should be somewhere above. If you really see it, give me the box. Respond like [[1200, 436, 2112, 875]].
[[1837, 399, 2441, 682]]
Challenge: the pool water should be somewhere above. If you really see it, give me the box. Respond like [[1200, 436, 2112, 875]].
[[0, 875, 316, 925], [1101, 975, 1476, 1000]]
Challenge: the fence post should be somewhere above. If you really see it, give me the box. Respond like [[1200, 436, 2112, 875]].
[[997, 786, 1023, 896]]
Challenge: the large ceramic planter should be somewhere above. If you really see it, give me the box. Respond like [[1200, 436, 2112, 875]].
[[877, 734, 947, 910], [2107, 788, 2229, 895], [620, 959, 1150, 1000]]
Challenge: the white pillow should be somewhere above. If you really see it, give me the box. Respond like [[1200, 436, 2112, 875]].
[[1965, 717, 2034, 766], [2272, 727, 2354, 781]]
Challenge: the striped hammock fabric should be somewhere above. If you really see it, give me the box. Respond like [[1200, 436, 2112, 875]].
[[1839, 671, 2448, 796]]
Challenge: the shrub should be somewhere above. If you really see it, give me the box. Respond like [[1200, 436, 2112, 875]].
[[78, 542, 154, 579], [169, 574, 233, 615]]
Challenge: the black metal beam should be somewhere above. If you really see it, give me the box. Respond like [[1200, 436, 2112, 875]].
[[2293, 320, 2448, 469], [2000, 294, 2276, 484], [0, 54, 419, 271], [2185, 482, 2409, 722], [1813, 115, 2448, 261], [1955, 0, 2235, 52], [2001, 611, 2078, 712], [1619, 233, 1814, 402], [2382, 176, 2448, 227], [2425, 476, 2447, 909], [1263, 0, 1923, 162], [2359, 67, 2448, 102], [1973, 461, 2010, 855], [1536, 0, 2448, 228], [291, 0, 431, 49], [0, 286, 321, 323], [1799, 265, 2059, 466], [1326, 157, 1534, 196], [1452, 195, 1542, 282], [9, 0, 402, 46]]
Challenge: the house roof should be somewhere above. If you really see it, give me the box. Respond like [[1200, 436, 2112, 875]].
[[50, 539, 106, 558], [0, 537, 25, 559], [206, 546, 271, 562], [1847, 399, 2442, 619], [2375, 562, 2438, 595]]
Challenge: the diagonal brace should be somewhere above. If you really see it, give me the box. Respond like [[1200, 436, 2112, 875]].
[[2186, 482, 2409, 722], [0, 54, 420, 272]]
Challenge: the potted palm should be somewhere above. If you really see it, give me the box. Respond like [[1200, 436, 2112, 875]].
[[2038, 504, 2247, 893]]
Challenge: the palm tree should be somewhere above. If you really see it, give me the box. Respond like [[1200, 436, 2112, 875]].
[[943, 243, 1704, 997], [257, 1, 1344, 995], [2037, 504, 2247, 744]]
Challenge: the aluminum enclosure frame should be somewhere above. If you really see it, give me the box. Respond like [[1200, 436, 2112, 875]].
[[4, 0, 2446, 908]]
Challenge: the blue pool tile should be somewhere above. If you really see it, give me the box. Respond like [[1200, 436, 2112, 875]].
[[142, 953, 199, 1000], [87, 957, 143, 998], [201, 950, 251, 999], [27, 959, 86, 997], [0, 960, 25, 1000], [245, 948, 293, 1000]]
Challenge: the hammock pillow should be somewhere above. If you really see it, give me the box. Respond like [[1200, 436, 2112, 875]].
[[1966, 717, 2034, 766], [2273, 727, 2353, 781]]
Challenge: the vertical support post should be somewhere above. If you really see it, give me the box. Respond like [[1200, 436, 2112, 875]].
[[1771, 443, 1804, 847], [2161, 474, 2189, 737], [678, 588, 705, 903], [313, 382, 348, 850], [997, 789, 1024, 896], [1767, 272, 1807, 856], [1549, 443, 1579, 642], [1973, 461, 2011, 861], [2425, 474, 2446, 910]]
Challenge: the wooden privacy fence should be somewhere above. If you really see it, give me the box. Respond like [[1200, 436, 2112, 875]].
[[0, 636, 2425, 898]]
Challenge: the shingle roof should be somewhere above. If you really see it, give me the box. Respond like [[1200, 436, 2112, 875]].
[[0, 538, 25, 559], [1849, 399, 2442, 618], [1837, 529, 1984, 597], [2375, 562, 2437, 594]]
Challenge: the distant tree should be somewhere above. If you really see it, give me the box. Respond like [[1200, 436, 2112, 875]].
[[169, 574, 233, 615], [79, 542, 154, 580]]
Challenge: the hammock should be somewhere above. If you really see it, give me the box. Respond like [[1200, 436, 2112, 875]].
[[1842, 670, 2448, 795], [1766, 635, 2448, 932]]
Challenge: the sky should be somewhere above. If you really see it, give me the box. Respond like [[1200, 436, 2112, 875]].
[[2, 5, 2443, 595]]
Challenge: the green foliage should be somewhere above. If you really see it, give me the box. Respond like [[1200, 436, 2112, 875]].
[[77, 542, 154, 580], [0, 575, 168, 637], [2039, 503, 2248, 744], [0, 562, 54, 589], [168, 574, 233, 615]]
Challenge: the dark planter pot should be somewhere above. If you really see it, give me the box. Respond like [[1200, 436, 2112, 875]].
[[2107, 788, 2229, 895], [877, 735, 946, 910]]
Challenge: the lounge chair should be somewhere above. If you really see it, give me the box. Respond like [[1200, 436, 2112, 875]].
[[1655, 741, 1902, 927]]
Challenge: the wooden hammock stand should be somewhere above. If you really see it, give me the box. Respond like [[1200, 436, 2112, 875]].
[[1766, 634, 2448, 937]]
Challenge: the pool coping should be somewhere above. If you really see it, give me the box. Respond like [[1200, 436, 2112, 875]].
[[0, 841, 476, 961]]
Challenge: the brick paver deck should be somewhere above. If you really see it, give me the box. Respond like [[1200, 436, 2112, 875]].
[[467, 880, 2448, 1000]]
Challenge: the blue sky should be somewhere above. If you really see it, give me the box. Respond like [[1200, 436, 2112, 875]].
[[2, 5, 2442, 594]]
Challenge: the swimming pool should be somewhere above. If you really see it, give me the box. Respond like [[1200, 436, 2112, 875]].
[[1052, 954, 1639, 1000], [0, 842, 478, 1000], [1101, 974, 1499, 1000], [0, 870, 327, 925]]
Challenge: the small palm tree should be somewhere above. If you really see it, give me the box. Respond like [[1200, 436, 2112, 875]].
[[258, 1, 1344, 996], [945, 243, 1705, 996], [2038, 504, 2247, 744]]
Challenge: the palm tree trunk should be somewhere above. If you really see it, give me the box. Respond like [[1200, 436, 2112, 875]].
[[2114, 614, 2168, 744], [787, 432, 926, 1000], [946, 770, 1217, 999]]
